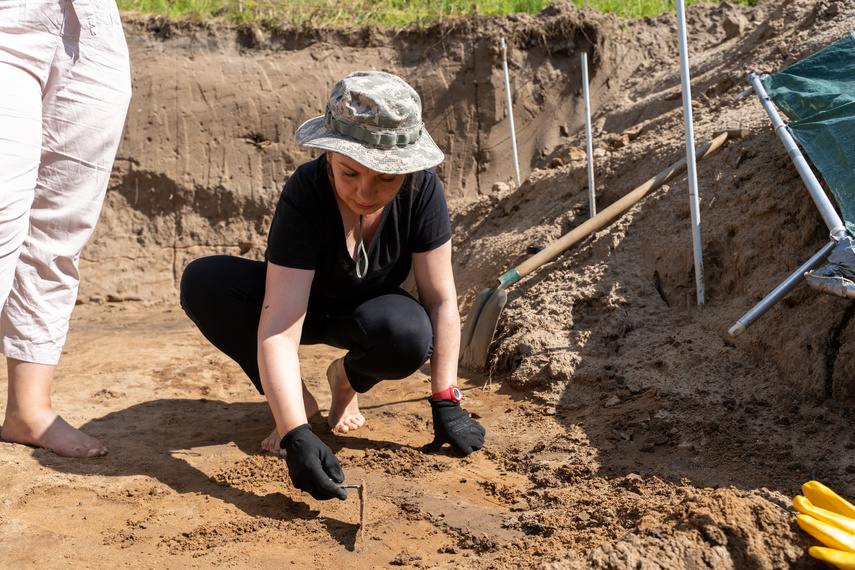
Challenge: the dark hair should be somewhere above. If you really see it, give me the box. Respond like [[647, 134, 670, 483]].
[[400, 173, 415, 195]]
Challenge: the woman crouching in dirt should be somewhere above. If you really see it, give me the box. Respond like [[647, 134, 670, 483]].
[[180, 71, 485, 501]]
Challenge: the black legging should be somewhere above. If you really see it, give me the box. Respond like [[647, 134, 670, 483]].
[[179, 256, 434, 394]]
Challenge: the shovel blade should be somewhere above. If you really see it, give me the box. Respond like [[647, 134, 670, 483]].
[[459, 287, 493, 360], [459, 287, 507, 371]]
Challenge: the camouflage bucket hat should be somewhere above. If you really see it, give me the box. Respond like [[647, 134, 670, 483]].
[[295, 71, 444, 175]]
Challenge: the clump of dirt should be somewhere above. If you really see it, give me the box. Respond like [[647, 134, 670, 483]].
[[4, 0, 855, 568], [211, 455, 290, 488]]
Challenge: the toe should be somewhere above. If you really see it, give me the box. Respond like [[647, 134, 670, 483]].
[[86, 446, 107, 458]]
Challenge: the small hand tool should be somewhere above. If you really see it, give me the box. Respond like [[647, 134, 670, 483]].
[[340, 480, 367, 542]]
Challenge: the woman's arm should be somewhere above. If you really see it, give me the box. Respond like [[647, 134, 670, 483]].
[[412, 240, 460, 395], [257, 262, 315, 437], [258, 261, 348, 500], [414, 240, 485, 456]]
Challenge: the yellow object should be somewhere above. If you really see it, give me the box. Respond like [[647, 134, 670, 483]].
[[804, 481, 855, 519], [809, 546, 855, 570], [797, 514, 855, 553], [795, 495, 855, 534]]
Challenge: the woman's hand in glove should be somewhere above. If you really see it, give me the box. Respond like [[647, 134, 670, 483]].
[[422, 398, 485, 455], [282, 424, 348, 500]]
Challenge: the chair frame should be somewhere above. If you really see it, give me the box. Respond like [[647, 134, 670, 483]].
[[728, 72, 849, 338]]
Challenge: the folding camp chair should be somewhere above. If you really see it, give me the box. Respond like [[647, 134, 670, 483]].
[[729, 32, 855, 338]]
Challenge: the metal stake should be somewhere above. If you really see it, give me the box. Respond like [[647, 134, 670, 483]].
[[582, 51, 596, 218], [501, 38, 521, 188], [676, 0, 705, 305]]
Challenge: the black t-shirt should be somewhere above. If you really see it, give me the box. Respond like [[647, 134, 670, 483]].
[[267, 155, 451, 308]]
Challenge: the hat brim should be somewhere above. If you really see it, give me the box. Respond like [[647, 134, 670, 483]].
[[295, 116, 445, 175]]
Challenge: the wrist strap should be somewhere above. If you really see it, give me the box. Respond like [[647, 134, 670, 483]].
[[432, 385, 462, 402]]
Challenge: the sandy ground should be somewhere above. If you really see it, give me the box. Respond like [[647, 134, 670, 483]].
[[3, 0, 855, 568], [0, 303, 534, 568]]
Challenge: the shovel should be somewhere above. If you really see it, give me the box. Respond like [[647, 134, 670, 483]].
[[459, 129, 747, 371]]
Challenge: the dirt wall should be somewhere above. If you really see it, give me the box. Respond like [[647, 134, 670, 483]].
[[81, 4, 630, 305], [81, 0, 855, 403]]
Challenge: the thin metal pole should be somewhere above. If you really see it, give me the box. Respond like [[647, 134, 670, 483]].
[[729, 241, 836, 337], [676, 0, 705, 305], [501, 38, 521, 188], [582, 52, 596, 217]]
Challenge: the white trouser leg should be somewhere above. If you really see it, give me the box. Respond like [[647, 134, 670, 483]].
[[0, 64, 41, 308], [0, 0, 131, 364]]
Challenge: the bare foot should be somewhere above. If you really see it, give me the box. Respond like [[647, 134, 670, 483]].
[[1, 408, 107, 458], [326, 357, 365, 434], [3, 358, 106, 458], [261, 381, 320, 454]]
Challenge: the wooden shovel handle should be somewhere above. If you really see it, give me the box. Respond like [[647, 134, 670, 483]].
[[509, 130, 732, 281]]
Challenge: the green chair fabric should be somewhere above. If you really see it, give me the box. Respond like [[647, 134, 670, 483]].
[[764, 32, 855, 235]]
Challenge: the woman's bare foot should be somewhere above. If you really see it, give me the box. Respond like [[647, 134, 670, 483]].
[[1, 408, 107, 458], [2, 358, 106, 458], [261, 380, 320, 454], [326, 357, 365, 434]]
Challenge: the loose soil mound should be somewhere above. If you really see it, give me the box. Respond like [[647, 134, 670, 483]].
[[2, 0, 855, 568]]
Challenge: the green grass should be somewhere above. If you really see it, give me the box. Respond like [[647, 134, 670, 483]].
[[117, 0, 758, 28]]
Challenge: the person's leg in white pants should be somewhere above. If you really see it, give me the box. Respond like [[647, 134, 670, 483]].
[[0, 0, 131, 457]]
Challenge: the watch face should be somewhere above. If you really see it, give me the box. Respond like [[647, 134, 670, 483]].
[[451, 386, 462, 401]]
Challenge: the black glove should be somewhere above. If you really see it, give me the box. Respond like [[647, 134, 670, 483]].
[[282, 424, 347, 501], [422, 398, 485, 455]]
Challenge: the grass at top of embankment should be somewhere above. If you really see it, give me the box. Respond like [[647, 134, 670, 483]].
[[117, 0, 759, 29]]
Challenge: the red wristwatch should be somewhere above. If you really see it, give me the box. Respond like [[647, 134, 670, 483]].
[[432, 385, 462, 402]]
